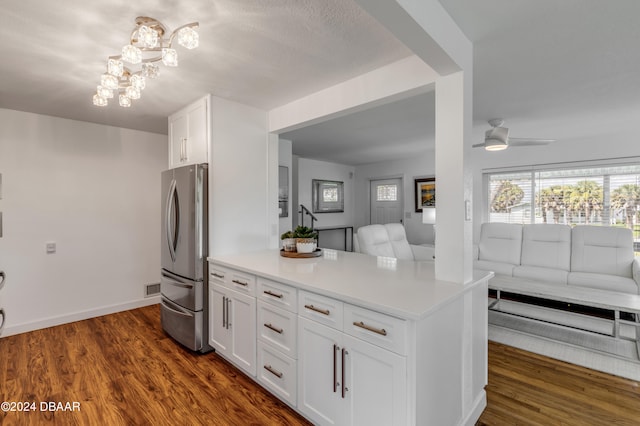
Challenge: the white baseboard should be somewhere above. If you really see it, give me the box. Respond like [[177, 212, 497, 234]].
[[461, 391, 486, 426], [0, 296, 161, 338]]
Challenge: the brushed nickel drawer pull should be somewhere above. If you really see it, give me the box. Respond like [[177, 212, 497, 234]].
[[264, 364, 283, 378], [353, 321, 387, 336], [304, 304, 330, 316], [211, 272, 224, 279], [264, 290, 283, 299], [264, 323, 283, 334], [232, 279, 248, 286]]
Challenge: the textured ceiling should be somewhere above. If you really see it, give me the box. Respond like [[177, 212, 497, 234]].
[[2, 1, 640, 166], [0, 0, 411, 135]]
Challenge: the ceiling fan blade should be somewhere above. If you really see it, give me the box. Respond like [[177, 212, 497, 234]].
[[472, 143, 487, 148], [508, 138, 556, 147]]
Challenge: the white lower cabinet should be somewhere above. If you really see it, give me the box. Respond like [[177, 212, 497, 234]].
[[209, 283, 256, 376], [298, 314, 407, 426]]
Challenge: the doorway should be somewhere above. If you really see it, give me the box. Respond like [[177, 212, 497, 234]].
[[369, 178, 403, 224]]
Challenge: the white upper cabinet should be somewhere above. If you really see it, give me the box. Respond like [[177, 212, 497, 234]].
[[168, 95, 209, 168]]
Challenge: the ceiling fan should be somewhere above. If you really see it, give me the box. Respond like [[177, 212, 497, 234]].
[[472, 119, 556, 151]]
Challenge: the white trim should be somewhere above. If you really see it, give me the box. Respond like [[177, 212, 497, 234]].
[[460, 391, 487, 426], [482, 155, 640, 174], [0, 296, 160, 338]]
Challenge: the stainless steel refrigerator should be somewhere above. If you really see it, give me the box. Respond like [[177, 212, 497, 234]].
[[160, 163, 211, 352]]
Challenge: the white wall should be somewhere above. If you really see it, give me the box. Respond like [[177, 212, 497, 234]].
[[354, 151, 435, 245], [209, 97, 272, 255], [296, 158, 355, 250], [278, 139, 293, 237], [0, 109, 166, 336], [470, 134, 640, 242]]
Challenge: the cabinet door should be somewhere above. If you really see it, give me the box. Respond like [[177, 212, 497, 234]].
[[227, 289, 257, 376], [209, 285, 230, 352], [186, 98, 207, 164], [168, 111, 188, 168], [298, 317, 345, 426], [168, 96, 209, 168], [343, 334, 407, 426]]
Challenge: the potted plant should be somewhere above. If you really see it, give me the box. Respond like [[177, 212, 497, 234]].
[[292, 225, 318, 253], [280, 230, 297, 252]]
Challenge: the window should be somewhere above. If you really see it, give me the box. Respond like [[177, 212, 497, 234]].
[[376, 184, 398, 202], [312, 179, 344, 213], [485, 162, 640, 248]]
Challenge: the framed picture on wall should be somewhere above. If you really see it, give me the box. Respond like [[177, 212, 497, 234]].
[[278, 166, 289, 218], [415, 177, 435, 212]]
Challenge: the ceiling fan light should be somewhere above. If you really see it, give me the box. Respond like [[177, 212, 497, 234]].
[[162, 48, 178, 66], [485, 138, 508, 151], [177, 26, 199, 49], [122, 44, 142, 64]]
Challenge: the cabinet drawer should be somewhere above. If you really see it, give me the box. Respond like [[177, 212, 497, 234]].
[[257, 278, 297, 313], [344, 304, 407, 355], [257, 341, 297, 407], [209, 264, 256, 296], [257, 301, 297, 358], [298, 291, 343, 330]]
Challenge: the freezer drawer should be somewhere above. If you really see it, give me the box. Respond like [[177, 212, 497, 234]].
[[160, 297, 203, 351], [161, 270, 203, 312]]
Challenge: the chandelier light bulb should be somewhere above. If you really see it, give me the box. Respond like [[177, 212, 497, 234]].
[[107, 59, 124, 77], [119, 94, 132, 107], [122, 45, 142, 64], [138, 25, 159, 48], [162, 48, 178, 66], [130, 74, 146, 90], [177, 27, 199, 49], [97, 85, 114, 99], [100, 73, 119, 90], [93, 94, 108, 107], [125, 85, 141, 99], [142, 62, 160, 79]]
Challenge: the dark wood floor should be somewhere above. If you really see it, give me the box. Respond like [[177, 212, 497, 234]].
[[1, 305, 638, 425]]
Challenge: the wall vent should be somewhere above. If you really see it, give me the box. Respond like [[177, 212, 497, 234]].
[[145, 282, 161, 297]]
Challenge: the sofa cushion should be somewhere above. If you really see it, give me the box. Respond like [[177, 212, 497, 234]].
[[571, 226, 634, 278], [478, 223, 523, 265], [475, 260, 516, 276], [355, 224, 395, 258], [568, 272, 639, 295], [521, 224, 571, 270], [513, 265, 568, 284], [384, 223, 415, 260]]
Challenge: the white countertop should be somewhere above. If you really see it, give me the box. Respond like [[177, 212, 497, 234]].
[[209, 249, 493, 321]]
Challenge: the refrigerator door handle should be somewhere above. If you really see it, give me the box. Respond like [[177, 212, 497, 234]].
[[161, 271, 195, 289], [161, 299, 193, 318], [0, 271, 5, 292], [165, 179, 179, 262]]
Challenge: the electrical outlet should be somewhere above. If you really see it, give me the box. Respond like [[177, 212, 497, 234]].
[[46, 242, 56, 254]]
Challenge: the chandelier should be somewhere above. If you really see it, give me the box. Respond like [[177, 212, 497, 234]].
[[92, 16, 199, 108]]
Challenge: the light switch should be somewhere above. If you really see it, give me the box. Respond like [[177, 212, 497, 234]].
[[46, 242, 56, 254]]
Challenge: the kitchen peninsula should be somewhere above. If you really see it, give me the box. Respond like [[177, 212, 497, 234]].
[[208, 249, 493, 426]]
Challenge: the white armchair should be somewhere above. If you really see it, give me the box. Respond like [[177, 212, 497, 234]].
[[354, 223, 434, 261]]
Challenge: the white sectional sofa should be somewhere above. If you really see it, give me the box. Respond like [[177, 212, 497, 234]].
[[474, 223, 640, 295], [354, 223, 435, 261]]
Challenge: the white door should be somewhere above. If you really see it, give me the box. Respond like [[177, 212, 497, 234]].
[[370, 178, 403, 225]]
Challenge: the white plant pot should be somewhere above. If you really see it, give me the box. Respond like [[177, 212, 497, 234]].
[[296, 240, 317, 253]]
